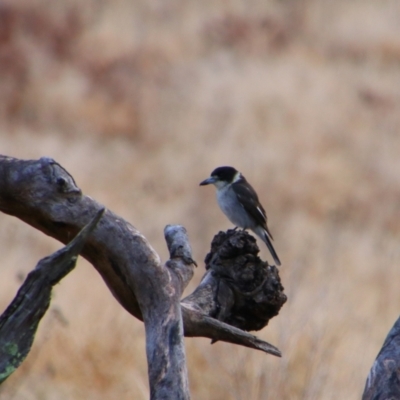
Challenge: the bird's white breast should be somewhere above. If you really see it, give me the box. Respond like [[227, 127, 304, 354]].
[[216, 185, 254, 229]]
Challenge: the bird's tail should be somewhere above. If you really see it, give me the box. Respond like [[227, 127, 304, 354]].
[[254, 226, 281, 266]]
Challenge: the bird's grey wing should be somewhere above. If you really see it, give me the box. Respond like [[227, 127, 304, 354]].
[[234, 180, 274, 239]]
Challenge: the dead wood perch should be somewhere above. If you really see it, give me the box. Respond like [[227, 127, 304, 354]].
[[0, 155, 286, 398], [0, 209, 104, 384], [362, 315, 400, 400], [183, 229, 285, 334]]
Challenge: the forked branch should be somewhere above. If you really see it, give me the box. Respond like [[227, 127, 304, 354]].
[[0, 156, 285, 367]]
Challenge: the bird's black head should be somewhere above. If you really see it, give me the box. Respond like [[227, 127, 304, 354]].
[[210, 166, 239, 183], [200, 166, 240, 186]]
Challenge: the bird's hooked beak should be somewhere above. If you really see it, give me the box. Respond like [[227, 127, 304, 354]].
[[199, 176, 217, 186]]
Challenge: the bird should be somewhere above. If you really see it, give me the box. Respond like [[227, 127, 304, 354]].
[[200, 166, 281, 266]]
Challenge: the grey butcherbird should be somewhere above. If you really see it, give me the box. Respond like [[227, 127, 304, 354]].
[[200, 166, 281, 266]]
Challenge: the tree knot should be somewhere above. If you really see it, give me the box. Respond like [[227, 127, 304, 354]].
[[204, 229, 287, 331]]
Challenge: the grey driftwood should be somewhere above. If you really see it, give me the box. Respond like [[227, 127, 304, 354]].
[[0, 155, 287, 399]]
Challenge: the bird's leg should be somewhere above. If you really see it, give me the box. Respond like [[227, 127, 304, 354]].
[[232, 226, 247, 232]]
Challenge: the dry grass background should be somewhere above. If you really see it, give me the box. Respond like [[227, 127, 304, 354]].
[[1, 0, 400, 398]]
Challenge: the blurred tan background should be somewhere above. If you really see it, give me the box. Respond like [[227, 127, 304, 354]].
[[1, 0, 400, 398]]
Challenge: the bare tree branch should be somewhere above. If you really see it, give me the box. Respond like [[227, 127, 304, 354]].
[[362, 316, 400, 400], [0, 208, 104, 384], [0, 155, 285, 364], [139, 224, 191, 399], [0, 155, 195, 398]]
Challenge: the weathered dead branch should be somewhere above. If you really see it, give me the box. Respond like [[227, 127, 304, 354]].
[[0, 155, 287, 397], [0, 208, 104, 384]]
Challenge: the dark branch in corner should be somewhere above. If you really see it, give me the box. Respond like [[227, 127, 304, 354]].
[[362, 316, 400, 400], [0, 208, 104, 384]]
